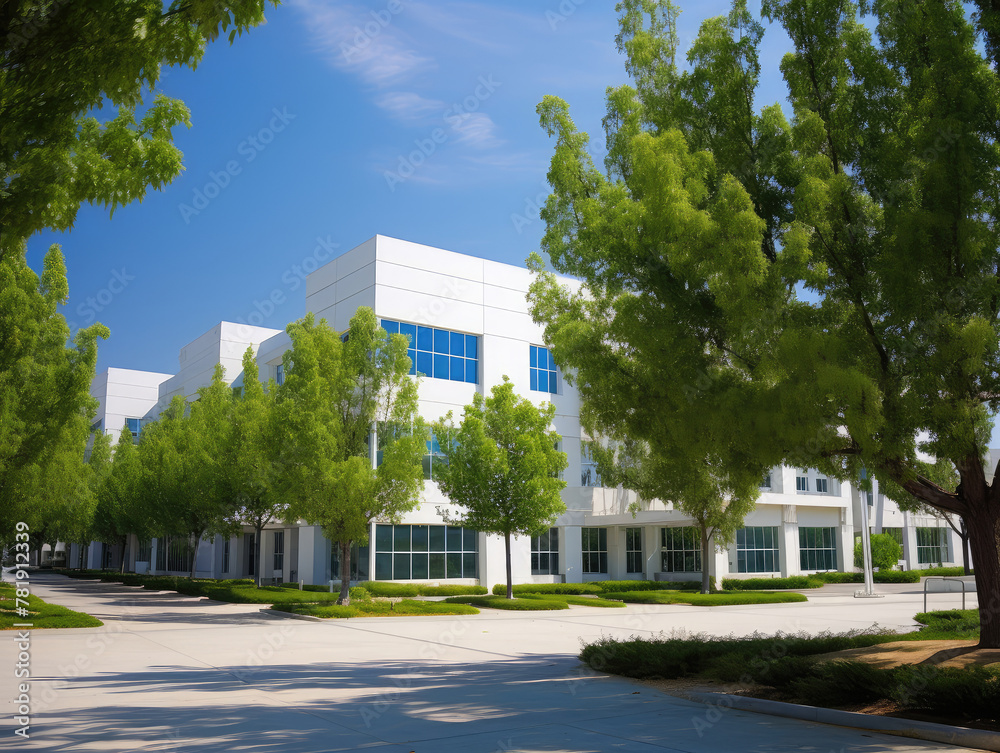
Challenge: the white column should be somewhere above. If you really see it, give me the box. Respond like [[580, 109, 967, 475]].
[[902, 511, 919, 570], [780, 505, 798, 577], [563, 525, 583, 583], [296, 526, 330, 585], [645, 525, 660, 580]]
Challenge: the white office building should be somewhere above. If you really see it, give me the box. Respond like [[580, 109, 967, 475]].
[[82, 236, 961, 585]]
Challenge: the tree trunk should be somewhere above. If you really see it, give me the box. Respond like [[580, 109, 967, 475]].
[[961, 519, 972, 576], [120, 534, 128, 574], [338, 540, 352, 606], [505, 532, 513, 599], [700, 527, 712, 595], [965, 504, 1000, 648], [255, 523, 264, 588], [189, 534, 200, 579]]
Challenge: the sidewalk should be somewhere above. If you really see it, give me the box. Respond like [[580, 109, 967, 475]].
[[0, 573, 989, 752]]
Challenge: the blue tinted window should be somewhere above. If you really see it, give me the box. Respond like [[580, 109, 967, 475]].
[[381, 319, 479, 384], [530, 345, 559, 394]]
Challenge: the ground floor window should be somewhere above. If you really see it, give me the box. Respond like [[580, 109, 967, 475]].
[[531, 528, 559, 575], [155, 536, 189, 572], [916, 527, 948, 564], [244, 533, 256, 576], [625, 527, 643, 573], [331, 542, 370, 581], [799, 527, 837, 571], [374, 524, 477, 580], [101, 543, 114, 569], [735, 526, 780, 573], [273, 531, 284, 573], [881, 527, 903, 545], [582, 527, 608, 574], [221, 538, 230, 573], [661, 527, 702, 572], [136, 538, 152, 564]]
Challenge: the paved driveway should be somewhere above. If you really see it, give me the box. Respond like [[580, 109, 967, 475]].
[[0, 574, 986, 752]]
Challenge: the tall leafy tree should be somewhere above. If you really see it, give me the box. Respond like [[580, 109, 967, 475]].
[[432, 379, 567, 599], [0, 245, 107, 538], [530, 0, 1000, 646], [229, 348, 285, 587], [279, 308, 425, 605], [93, 426, 148, 573], [140, 369, 236, 577]]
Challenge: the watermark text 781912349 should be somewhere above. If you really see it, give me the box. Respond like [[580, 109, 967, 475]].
[[12, 521, 32, 740]]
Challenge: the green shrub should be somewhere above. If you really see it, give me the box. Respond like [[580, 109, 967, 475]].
[[910, 609, 980, 639], [873, 570, 920, 583], [913, 566, 970, 577], [792, 660, 898, 706], [491, 583, 603, 596], [219, 578, 255, 586], [445, 595, 570, 611], [721, 576, 822, 590], [357, 581, 420, 597], [600, 590, 808, 606], [744, 655, 818, 688], [417, 584, 488, 596], [349, 586, 372, 601], [596, 579, 711, 592], [812, 571, 862, 583], [273, 599, 480, 619], [517, 593, 625, 608], [854, 533, 903, 570], [893, 665, 1000, 720]]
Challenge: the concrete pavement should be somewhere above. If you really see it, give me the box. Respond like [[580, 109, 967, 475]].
[[1, 573, 990, 752]]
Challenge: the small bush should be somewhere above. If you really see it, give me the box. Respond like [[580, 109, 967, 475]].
[[219, 578, 255, 586], [873, 570, 920, 583], [721, 576, 822, 591], [854, 533, 903, 571], [913, 566, 970, 577], [491, 583, 603, 596], [517, 593, 625, 608], [893, 665, 1000, 720], [349, 586, 372, 601], [275, 599, 481, 619], [910, 609, 980, 639], [445, 595, 570, 611], [596, 579, 711, 592], [744, 655, 818, 688]]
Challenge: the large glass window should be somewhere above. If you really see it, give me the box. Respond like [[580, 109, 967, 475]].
[[661, 527, 702, 572], [381, 320, 478, 384], [531, 528, 560, 575], [166, 536, 188, 572], [126, 417, 141, 440], [374, 524, 477, 580], [795, 471, 809, 492], [582, 527, 608, 574], [799, 527, 837, 571], [221, 538, 230, 573], [530, 345, 559, 394], [422, 430, 448, 481], [275, 363, 284, 386], [917, 527, 948, 564], [736, 526, 780, 573], [331, 542, 370, 581], [625, 527, 643, 573]]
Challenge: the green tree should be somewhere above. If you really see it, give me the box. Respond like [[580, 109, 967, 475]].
[[93, 426, 148, 573], [432, 379, 567, 599], [855, 533, 903, 572], [139, 368, 236, 577], [0, 246, 107, 538], [229, 348, 285, 587], [279, 309, 425, 605], [591, 439, 758, 594], [1, 0, 277, 255], [529, 0, 1000, 646]]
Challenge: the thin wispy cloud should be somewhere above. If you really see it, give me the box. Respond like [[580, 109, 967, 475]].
[[376, 92, 445, 122], [450, 112, 502, 148], [289, 0, 434, 86]]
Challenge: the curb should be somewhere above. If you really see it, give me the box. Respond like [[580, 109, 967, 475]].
[[683, 692, 1000, 751], [259, 608, 322, 622]]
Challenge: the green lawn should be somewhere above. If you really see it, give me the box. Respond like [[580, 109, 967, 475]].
[[444, 595, 571, 610], [0, 581, 103, 629]]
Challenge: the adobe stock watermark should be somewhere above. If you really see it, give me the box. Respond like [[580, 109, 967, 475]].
[[178, 107, 296, 223], [383, 75, 502, 192], [341, 0, 405, 61], [510, 181, 551, 234], [65, 267, 136, 332], [547, 0, 586, 31], [232, 235, 339, 335]]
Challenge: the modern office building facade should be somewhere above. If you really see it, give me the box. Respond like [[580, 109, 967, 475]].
[[81, 236, 962, 585]]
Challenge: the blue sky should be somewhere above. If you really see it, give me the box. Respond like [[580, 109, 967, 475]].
[[27, 0, 800, 379]]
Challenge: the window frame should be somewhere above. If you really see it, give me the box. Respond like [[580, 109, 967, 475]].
[[581, 527, 608, 574]]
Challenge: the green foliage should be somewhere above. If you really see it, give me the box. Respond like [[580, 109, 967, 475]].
[[1, 0, 277, 254], [416, 585, 488, 596], [530, 0, 1000, 645], [0, 582, 103, 629], [491, 582, 603, 596], [892, 665, 1000, 719], [721, 576, 823, 590], [273, 600, 481, 619], [579, 628, 897, 680], [348, 586, 372, 602], [811, 570, 920, 584], [791, 661, 900, 706], [359, 582, 419, 597], [597, 579, 711, 592], [0, 246, 108, 538], [443, 595, 570, 611], [517, 593, 626, 608], [433, 378, 567, 598], [910, 609, 981, 640], [279, 309, 426, 605], [600, 590, 808, 606], [854, 533, 903, 571], [914, 566, 971, 577]]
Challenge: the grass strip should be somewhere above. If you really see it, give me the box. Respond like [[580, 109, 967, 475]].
[[0, 582, 103, 629], [272, 599, 480, 619], [517, 593, 625, 608], [445, 595, 570, 610]]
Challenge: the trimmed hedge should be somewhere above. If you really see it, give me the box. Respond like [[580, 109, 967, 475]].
[[359, 582, 489, 597], [601, 590, 808, 606], [491, 583, 603, 596], [273, 599, 481, 619], [721, 576, 823, 591], [596, 579, 712, 592], [517, 593, 626, 608]]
